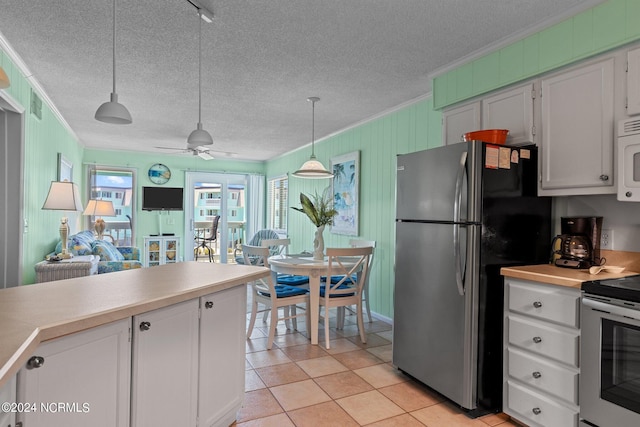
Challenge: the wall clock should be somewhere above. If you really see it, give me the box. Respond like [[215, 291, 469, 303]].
[[148, 163, 171, 185]]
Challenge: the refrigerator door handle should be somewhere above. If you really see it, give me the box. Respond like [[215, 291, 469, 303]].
[[453, 151, 467, 296]]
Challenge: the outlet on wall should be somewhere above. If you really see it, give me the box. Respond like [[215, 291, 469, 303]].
[[601, 228, 613, 250]]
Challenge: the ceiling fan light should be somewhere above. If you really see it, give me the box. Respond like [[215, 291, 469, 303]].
[[95, 92, 132, 124], [187, 122, 213, 148], [292, 157, 334, 178]]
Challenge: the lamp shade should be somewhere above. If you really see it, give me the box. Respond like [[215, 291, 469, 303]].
[[83, 199, 116, 217], [42, 181, 83, 212], [0, 66, 10, 89], [292, 157, 334, 178], [187, 122, 213, 148], [95, 92, 132, 124]]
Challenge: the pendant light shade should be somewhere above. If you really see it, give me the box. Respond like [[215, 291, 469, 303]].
[[187, 10, 213, 147], [95, 93, 132, 124], [95, 0, 131, 124], [187, 123, 213, 148], [293, 97, 333, 179]]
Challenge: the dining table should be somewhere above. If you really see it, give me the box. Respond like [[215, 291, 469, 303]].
[[268, 254, 362, 345]]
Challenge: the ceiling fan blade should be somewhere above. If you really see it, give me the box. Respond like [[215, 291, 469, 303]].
[[198, 151, 214, 160], [154, 146, 188, 152]]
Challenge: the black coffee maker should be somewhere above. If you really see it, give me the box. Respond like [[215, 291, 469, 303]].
[[552, 216, 603, 269]]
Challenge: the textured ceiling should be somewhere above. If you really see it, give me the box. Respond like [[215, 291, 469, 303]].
[[0, 0, 604, 161]]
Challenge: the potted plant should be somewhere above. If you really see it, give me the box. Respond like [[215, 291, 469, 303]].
[[291, 188, 337, 260]]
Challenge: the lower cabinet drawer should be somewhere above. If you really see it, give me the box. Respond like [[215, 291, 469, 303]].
[[508, 347, 578, 404], [506, 381, 578, 427], [508, 315, 579, 367]]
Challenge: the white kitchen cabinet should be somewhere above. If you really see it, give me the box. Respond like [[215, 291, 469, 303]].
[[144, 236, 180, 267], [627, 46, 640, 116], [0, 374, 16, 427], [442, 101, 481, 145], [131, 299, 199, 427], [198, 285, 246, 427], [503, 279, 581, 427], [17, 319, 131, 427], [482, 83, 535, 146], [539, 56, 616, 195]]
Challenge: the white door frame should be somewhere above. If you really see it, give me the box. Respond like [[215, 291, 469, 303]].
[[184, 172, 247, 263], [0, 91, 25, 288]]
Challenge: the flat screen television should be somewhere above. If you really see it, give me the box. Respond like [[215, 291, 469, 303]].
[[142, 186, 184, 211]]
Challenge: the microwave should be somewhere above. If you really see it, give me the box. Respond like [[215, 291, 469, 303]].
[[618, 118, 640, 201]]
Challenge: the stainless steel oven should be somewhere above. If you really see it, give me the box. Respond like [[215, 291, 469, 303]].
[[581, 276, 640, 427]]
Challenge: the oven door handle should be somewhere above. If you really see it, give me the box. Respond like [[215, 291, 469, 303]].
[[583, 297, 640, 321]]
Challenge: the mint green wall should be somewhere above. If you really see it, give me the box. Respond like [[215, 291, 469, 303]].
[[82, 149, 265, 256], [1, 49, 85, 285], [266, 98, 442, 319], [434, 0, 640, 109]]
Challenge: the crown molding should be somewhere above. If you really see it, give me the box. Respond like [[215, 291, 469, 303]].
[[428, 0, 608, 80]]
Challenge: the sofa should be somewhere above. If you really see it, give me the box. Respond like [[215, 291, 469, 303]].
[[52, 230, 143, 274]]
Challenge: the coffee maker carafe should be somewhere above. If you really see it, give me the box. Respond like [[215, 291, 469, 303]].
[[552, 216, 603, 269]]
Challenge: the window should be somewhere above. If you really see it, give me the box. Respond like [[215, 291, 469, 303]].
[[88, 167, 135, 246], [268, 175, 288, 233]]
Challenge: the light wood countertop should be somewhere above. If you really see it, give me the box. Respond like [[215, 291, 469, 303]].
[[0, 262, 270, 388], [500, 264, 638, 288]]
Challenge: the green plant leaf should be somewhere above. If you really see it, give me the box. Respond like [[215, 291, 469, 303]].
[[291, 189, 337, 227]]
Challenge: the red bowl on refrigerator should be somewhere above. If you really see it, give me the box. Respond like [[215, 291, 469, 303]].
[[463, 129, 509, 144]]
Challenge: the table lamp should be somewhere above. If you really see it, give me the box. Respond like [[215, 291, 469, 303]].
[[83, 199, 116, 239], [42, 181, 84, 259]]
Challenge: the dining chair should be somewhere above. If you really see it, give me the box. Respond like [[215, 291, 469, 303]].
[[243, 244, 310, 350], [260, 238, 310, 322], [234, 229, 280, 264], [328, 239, 375, 324], [195, 215, 220, 262], [319, 246, 373, 349]]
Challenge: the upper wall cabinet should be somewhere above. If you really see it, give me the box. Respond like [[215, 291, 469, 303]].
[[442, 101, 481, 145], [627, 47, 640, 116], [482, 83, 535, 146], [442, 83, 535, 147], [539, 56, 616, 196]]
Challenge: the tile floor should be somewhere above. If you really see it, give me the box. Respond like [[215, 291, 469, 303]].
[[239, 294, 521, 427]]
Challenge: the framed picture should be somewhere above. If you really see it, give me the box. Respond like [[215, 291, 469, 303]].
[[331, 151, 359, 235], [57, 153, 73, 182]]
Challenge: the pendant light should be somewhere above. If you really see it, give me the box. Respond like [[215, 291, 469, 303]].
[[292, 97, 333, 179], [95, 0, 132, 124], [187, 10, 213, 148]]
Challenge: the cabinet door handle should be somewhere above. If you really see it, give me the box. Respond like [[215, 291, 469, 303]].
[[26, 356, 45, 369], [139, 321, 151, 331], [205, 301, 214, 309], [532, 371, 542, 379], [532, 336, 542, 343], [600, 174, 609, 181], [533, 301, 542, 308], [532, 407, 542, 415]]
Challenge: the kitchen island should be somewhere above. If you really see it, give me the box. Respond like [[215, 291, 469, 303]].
[[0, 261, 270, 427]]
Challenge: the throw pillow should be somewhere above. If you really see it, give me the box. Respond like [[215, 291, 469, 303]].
[[55, 230, 93, 256], [92, 239, 124, 261]]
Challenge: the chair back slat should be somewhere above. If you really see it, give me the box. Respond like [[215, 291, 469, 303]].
[[242, 244, 273, 294], [325, 246, 372, 297], [261, 238, 290, 256]]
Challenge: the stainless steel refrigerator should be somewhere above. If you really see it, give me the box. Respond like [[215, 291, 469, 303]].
[[392, 141, 551, 414]]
